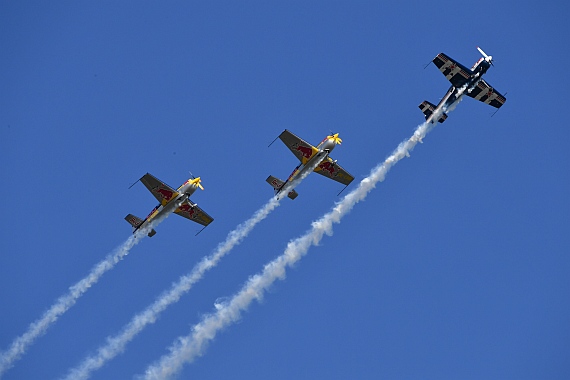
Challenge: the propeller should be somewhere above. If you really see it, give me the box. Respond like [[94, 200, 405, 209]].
[[187, 171, 204, 190], [477, 46, 494, 66], [190, 177, 204, 190], [327, 132, 342, 145]]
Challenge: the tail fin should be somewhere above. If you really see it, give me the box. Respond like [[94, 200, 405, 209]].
[[419, 101, 448, 123], [124, 214, 156, 237], [266, 175, 299, 200]]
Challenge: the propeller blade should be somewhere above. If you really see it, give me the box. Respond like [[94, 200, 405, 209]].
[[195, 177, 204, 190], [477, 46, 488, 58], [188, 177, 204, 190], [327, 133, 342, 145], [477, 46, 494, 66]]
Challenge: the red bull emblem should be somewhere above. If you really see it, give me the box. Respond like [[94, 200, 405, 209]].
[[295, 144, 313, 159], [154, 186, 174, 201], [178, 203, 196, 218], [318, 161, 337, 176]]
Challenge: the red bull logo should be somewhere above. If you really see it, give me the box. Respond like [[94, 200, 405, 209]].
[[295, 144, 313, 159], [318, 161, 337, 176], [178, 203, 196, 218], [154, 186, 174, 201]]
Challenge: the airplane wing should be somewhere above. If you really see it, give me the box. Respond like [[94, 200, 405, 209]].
[[174, 199, 214, 227], [432, 53, 473, 88], [278, 129, 319, 165], [140, 173, 180, 206], [466, 79, 507, 109], [313, 157, 355, 186]]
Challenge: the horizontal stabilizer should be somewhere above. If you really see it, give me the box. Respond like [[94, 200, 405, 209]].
[[286, 189, 299, 200], [125, 214, 143, 228], [266, 175, 298, 200], [419, 101, 447, 123]]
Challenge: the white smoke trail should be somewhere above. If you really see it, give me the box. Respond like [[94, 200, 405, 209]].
[[0, 213, 169, 378], [141, 116, 450, 379], [60, 159, 322, 380], [61, 200, 277, 380]]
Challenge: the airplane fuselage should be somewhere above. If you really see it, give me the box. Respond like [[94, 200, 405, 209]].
[[426, 88, 456, 125], [269, 131, 347, 200], [276, 140, 337, 199], [426, 59, 491, 125], [288, 150, 330, 184], [135, 182, 198, 234]]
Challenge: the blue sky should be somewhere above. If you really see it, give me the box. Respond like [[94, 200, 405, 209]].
[[1, 1, 569, 379]]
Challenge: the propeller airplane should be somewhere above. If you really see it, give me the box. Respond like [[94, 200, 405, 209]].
[[419, 47, 506, 124], [125, 173, 213, 237], [267, 130, 354, 200]]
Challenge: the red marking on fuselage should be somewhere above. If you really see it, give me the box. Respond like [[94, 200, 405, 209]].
[[319, 161, 336, 176], [287, 167, 300, 182], [295, 145, 313, 159], [146, 205, 161, 219]]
